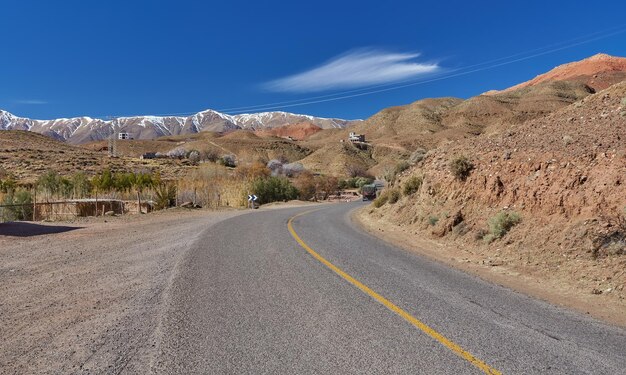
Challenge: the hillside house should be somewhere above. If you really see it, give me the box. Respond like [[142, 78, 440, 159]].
[[349, 132, 365, 142]]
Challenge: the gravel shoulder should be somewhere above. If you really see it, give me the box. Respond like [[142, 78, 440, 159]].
[[353, 206, 626, 328], [0, 208, 243, 374]]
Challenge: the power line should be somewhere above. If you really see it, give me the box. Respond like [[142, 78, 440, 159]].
[[98, 24, 626, 118], [216, 23, 626, 113]]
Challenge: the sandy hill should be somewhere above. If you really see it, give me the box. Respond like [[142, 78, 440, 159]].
[[84, 129, 311, 165], [298, 142, 376, 176], [305, 77, 597, 177], [255, 122, 323, 141], [489, 53, 626, 94], [0, 131, 193, 182], [220, 130, 261, 141]]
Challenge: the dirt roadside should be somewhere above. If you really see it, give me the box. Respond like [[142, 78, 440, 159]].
[[353, 207, 626, 328], [0, 208, 244, 374]]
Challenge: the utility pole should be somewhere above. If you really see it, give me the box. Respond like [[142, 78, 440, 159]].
[[106, 116, 118, 157]]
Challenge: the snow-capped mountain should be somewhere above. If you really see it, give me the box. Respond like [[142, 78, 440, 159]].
[[0, 109, 359, 144]]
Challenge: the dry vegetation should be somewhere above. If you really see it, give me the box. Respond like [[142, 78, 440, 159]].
[[0, 131, 193, 183]]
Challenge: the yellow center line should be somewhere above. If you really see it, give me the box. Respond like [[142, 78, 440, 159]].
[[287, 210, 502, 375]]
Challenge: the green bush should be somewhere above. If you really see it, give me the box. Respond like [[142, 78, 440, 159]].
[[428, 216, 439, 226], [372, 191, 389, 208], [0, 177, 17, 194], [218, 155, 237, 168], [484, 211, 521, 243], [71, 172, 92, 198], [1, 189, 33, 221], [395, 161, 410, 174], [403, 176, 423, 196], [251, 176, 299, 204], [449, 156, 474, 181], [372, 188, 400, 207], [154, 183, 177, 210], [340, 176, 373, 190], [37, 170, 62, 199], [388, 189, 401, 204]]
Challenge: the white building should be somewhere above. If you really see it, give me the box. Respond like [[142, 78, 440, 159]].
[[349, 132, 365, 142], [118, 133, 132, 140]]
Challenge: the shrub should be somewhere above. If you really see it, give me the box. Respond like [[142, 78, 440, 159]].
[[355, 177, 373, 188], [92, 169, 114, 193], [428, 216, 439, 226], [36, 171, 75, 200], [251, 176, 298, 204], [294, 171, 316, 201], [0, 177, 16, 194], [282, 162, 304, 177], [187, 150, 201, 163], [449, 156, 474, 181], [218, 155, 237, 168], [474, 228, 488, 241], [562, 135, 574, 146], [71, 172, 92, 198], [315, 175, 339, 200], [395, 161, 410, 174], [166, 147, 186, 159], [37, 170, 61, 200], [1, 189, 33, 221], [238, 161, 270, 179], [346, 164, 372, 178], [202, 149, 219, 162], [154, 183, 177, 210], [409, 148, 427, 164], [372, 191, 389, 208], [267, 159, 283, 175], [403, 176, 423, 196], [341, 176, 373, 190], [484, 211, 521, 243], [387, 189, 401, 204]]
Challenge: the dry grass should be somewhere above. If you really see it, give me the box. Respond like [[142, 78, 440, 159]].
[[177, 164, 249, 208], [0, 131, 193, 183]]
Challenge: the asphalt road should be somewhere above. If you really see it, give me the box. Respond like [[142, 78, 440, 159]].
[[155, 202, 626, 374]]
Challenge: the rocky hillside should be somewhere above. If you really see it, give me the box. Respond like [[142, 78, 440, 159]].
[[488, 53, 626, 94], [0, 131, 195, 182], [367, 79, 626, 304], [299, 54, 626, 178], [0, 109, 359, 144]]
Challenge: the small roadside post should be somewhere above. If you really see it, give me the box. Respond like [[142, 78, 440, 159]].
[[247, 194, 258, 209]]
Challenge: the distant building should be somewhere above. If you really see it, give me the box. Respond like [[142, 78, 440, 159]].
[[349, 132, 365, 142], [118, 132, 133, 140], [140, 152, 157, 160]]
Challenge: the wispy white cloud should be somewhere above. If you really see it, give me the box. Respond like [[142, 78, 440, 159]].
[[14, 99, 48, 105], [265, 49, 440, 93]]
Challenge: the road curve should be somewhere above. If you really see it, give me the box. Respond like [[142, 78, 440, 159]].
[[155, 202, 626, 374]]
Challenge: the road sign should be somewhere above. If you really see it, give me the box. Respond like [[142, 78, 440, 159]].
[[247, 195, 258, 202]]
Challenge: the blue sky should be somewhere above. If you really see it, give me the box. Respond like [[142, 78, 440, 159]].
[[2, 0, 626, 120]]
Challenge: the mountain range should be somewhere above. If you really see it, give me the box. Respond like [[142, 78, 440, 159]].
[[0, 109, 359, 144]]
